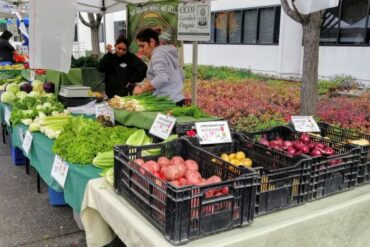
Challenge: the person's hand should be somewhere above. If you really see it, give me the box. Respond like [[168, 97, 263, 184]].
[[133, 85, 144, 95], [106, 44, 113, 53]]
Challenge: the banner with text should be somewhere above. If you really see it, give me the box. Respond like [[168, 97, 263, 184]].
[[127, 0, 180, 55]]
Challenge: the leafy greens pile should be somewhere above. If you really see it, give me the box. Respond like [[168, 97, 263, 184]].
[[52, 116, 138, 165]]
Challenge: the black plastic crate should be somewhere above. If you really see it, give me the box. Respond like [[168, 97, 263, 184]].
[[316, 122, 370, 185], [173, 119, 225, 136], [187, 133, 312, 216], [244, 126, 361, 200], [114, 139, 258, 245]]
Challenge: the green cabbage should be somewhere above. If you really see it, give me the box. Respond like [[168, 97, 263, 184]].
[[1, 91, 16, 104]]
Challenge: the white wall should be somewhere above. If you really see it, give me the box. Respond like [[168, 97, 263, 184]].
[[319, 47, 370, 81]]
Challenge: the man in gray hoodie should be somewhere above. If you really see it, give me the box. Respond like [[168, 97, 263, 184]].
[[133, 28, 185, 106]]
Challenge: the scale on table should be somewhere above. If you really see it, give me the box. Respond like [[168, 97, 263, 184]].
[[59, 85, 92, 98], [58, 86, 95, 107]]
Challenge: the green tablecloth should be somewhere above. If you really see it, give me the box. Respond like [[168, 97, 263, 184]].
[[11, 124, 102, 212], [114, 110, 221, 131], [46, 68, 104, 94]]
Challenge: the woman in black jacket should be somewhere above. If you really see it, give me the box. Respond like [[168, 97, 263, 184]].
[[98, 35, 147, 98], [0, 30, 15, 63]]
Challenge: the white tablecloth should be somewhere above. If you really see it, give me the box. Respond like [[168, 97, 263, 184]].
[[81, 178, 370, 247]]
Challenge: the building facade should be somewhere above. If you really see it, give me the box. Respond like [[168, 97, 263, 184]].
[[78, 0, 370, 81]]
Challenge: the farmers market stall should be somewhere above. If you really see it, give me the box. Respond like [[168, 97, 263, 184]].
[[81, 177, 370, 247], [10, 123, 102, 212]]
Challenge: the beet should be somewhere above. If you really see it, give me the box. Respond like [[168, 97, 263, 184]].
[[43, 81, 55, 93]]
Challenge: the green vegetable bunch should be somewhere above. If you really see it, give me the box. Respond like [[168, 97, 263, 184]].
[[52, 116, 138, 165], [169, 106, 208, 119]]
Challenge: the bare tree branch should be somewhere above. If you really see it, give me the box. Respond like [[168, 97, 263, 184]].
[[291, 0, 310, 24], [281, 0, 302, 23], [78, 12, 93, 28]]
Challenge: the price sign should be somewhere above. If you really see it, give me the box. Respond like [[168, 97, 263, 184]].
[[95, 102, 115, 124], [18, 127, 24, 143], [149, 113, 176, 140], [4, 106, 11, 126], [51, 155, 69, 188], [195, 121, 232, 145], [22, 131, 33, 156], [291, 116, 320, 132]]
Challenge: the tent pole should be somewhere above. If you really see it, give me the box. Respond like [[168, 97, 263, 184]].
[[191, 41, 198, 106], [103, 13, 107, 56]]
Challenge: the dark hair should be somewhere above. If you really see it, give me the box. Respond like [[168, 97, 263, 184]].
[[0, 30, 13, 40], [115, 35, 129, 48], [136, 28, 159, 45]]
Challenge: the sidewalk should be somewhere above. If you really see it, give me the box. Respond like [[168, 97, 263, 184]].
[[0, 131, 86, 247]]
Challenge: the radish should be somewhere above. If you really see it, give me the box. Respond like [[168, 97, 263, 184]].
[[185, 160, 199, 171], [157, 157, 171, 167], [145, 160, 160, 172], [134, 159, 145, 166], [164, 165, 182, 181], [175, 163, 187, 177], [171, 156, 185, 166], [207, 175, 222, 184]]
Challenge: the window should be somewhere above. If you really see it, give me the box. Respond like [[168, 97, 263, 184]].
[[74, 24, 78, 42], [320, 0, 370, 45], [259, 8, 275, 44], [210, 6, 280, 45], [215, 12, 227, 43], [243, 10, 258, 44], [229, 11, 242, 43], [114, 21, 126, 41]]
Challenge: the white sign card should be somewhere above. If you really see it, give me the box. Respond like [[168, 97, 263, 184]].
[[18, 128, 24, 143], [95, 102, 115, 124], [22, 131, 33, 156], [4, 106, 11, 126], [195, 121, 232, 145], [51, 155, 69, 188], [149, 113, 176, 140], [178, 0, 211, 41], [291, 116, 321, 132]]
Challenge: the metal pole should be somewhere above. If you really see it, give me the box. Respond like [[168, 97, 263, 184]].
[[191, 41, 198, 106]]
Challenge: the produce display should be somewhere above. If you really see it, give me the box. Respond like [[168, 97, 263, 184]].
[[259, 132, 336, 157], [52, 116, 138, 164], [168, 105, 209, 119], [0, 64, 24, 70], [109, 93, 176, 112], [132, 156, 228, 197], [219, 151, 253, 167], [0, 74, 23, 87]]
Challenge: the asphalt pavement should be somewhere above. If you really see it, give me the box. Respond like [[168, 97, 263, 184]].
[[0, 129, 86, 247]]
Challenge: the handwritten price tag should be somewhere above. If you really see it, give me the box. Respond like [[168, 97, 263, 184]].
[[291, 116, 320, 132], [149, 113, 176, 140], [95, 102, 115, 124], [4, 106, 11, 126], [51, 155, 69, 188], [22, 131, 33, 156], [195, 121, 232, 145]]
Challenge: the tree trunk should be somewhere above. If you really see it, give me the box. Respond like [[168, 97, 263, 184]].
[[90, 27, 100, 58], [300, 12, 323, 115]]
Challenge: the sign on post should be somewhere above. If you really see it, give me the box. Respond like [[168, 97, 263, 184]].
[[51, 155, 69, 188], [195, 121, 232, 145], [291, 116, 320, 132], [149, 113, 176, 140], [177, 0, 211, 41], [22, 131, 33, 156]]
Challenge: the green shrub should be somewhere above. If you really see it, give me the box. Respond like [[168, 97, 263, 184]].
[[184, 65, 262, 81], [234, 114, 287, 133]]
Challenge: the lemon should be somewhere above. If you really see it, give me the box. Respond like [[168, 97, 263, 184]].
[[229, 159, 237, 165], [229, 153, 236, 159], [235, 151, 246, 160], [241, 158, 253, 167], [221, 153, 230, 162]]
